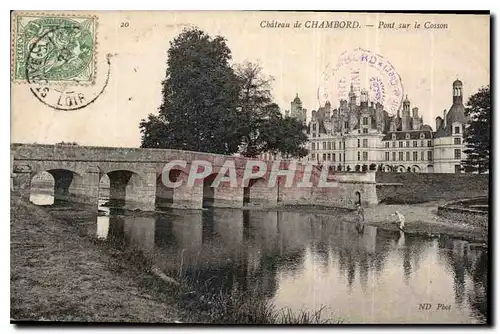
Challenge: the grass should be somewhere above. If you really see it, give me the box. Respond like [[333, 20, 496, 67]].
[[10, 193, 192, 323]]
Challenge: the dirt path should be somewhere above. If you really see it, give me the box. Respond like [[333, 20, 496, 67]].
[[10, 194, 195, 323]]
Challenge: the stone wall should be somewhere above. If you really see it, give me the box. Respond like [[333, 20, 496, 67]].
[[437, 198, 489, 231], [376, 172, 490, 204]]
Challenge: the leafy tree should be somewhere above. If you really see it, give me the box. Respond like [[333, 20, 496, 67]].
[[462, 85, 490, 173], [140, 28, 309, 158], [234, 61, 308, 158], [140, 27, 241, 154]]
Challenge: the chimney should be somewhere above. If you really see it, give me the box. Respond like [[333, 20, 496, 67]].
[[412, 107, 419, 118], [436, 116, 443, 131], [443, 109, 447, 127]]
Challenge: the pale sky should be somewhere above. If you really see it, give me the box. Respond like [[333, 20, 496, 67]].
[[11, 11, 490, 147]]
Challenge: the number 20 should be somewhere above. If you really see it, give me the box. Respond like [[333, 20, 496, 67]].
[[120, 22, 129, 27]]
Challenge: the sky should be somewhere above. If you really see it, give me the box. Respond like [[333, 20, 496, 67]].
[[11, 11, 490, 147]]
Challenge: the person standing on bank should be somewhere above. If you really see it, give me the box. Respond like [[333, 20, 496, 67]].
[[355, 203, 365, 234]]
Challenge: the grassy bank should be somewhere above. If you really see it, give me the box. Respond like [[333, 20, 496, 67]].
[[10, 193, 195, 323], [10, 193, 342, 324]]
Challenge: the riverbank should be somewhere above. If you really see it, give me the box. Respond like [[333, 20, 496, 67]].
[[10, 193, 197, 323], [11, 194, 341, 324]]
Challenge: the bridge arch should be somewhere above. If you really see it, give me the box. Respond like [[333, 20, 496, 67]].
[[155, 168, 190, 209], [101, 169, 146, 209], [243, 177, 271, 206], [29, 168, 83, 204]]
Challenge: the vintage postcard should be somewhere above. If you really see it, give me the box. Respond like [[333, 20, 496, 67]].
[[10, 11, 490, 325]]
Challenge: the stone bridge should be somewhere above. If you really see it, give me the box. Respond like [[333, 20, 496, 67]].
[[11, 143, 378, 211]]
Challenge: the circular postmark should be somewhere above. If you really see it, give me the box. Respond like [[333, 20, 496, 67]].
[[24, 19, 110, 111], [318, 48, 404, 115]]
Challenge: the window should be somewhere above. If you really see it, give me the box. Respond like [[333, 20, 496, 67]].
[[312, 124, 316, 131], [344, 121, 348, 129], [327, 141, 331, 150], [420, 140, 424, 147], [427, 151, 433, 161], [332, 153, 336, 162], [363, 128, 368, 134], [343, 153, 345, 161], [333, 142, 336, 150], [312, 153, 315, 159], [323, 153, 327, 161], [413, 151, 418, 161], [339, 154, 342, 161], [455, 126, 460, 134], [406, 141, 410, 147], [363, 139, 368, 148], [454, 137, 461, 145], [413, 141, 417, 147], [455, 165, 461, 173], [421, 151, 425, 161], [312, 142, 315, 150], [392, 152, 396, 161], [312, 134, 316, 138], [427, 140, 432, 147], [385, 142, 390, 148], [357, 139, 360, 148], [406, 133, 410, 139], [363, 117, 368, 125], [406, 152, 410, 161], [385, 152, 390, 161], [327, 153, 331, 161], [420, 133, 425, 139], [357, 151, 361, 161], [392, 141, 396, 148], [399, 141, 403, 148], [454, 149, 461, 160], [392, 134, 396, 140], [343, 142, 345, 150], [363, 152, 368, 161], [399, 152, 404, 161], [323, 142, 326, 150]]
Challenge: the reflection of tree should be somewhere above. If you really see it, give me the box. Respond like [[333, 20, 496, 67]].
[[468, 250, 488, 322], [440, 240, 468, 306]]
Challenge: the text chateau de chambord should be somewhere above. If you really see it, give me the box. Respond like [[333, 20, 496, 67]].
[[260, 80, 468, 174]]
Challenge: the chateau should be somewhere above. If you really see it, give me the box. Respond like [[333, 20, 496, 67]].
[[264, 80, 468, 173]]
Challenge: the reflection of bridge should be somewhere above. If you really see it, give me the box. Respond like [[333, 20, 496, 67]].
[[11, 144, 377, 211]]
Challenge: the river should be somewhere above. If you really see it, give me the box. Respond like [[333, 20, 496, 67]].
[[29, 192, 488, 324]]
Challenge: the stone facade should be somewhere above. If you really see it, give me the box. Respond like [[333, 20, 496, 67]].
[[300, 80, 469, 173]]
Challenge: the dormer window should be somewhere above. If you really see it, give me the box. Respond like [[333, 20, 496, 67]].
[[392, 134, 396, 140], [405, 133, 410, 140], [420, 133, 425, 139], [454, 126, 460, 134]]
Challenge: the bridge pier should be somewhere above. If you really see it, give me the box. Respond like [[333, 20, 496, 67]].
[[12, 163, 33, 200], [125, 168, 157, 211], [67, 166, 101, 208]]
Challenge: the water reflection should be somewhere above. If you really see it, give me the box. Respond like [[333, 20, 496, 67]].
[[26, 192, 488, 324], [94, 207, 487, 324]]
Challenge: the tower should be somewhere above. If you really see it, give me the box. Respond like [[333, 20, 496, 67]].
[[401, 95, 411, 131], [348, 84, 356, 107]]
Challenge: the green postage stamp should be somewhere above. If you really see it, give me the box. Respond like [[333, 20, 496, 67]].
[[12, 12, 97, 84]]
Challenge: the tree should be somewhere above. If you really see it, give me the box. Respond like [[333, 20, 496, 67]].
[[140, 27, 241, 154], [140, 28, 309, 158], [462, 85, 490, 173], [234, 61, 308, 158]]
